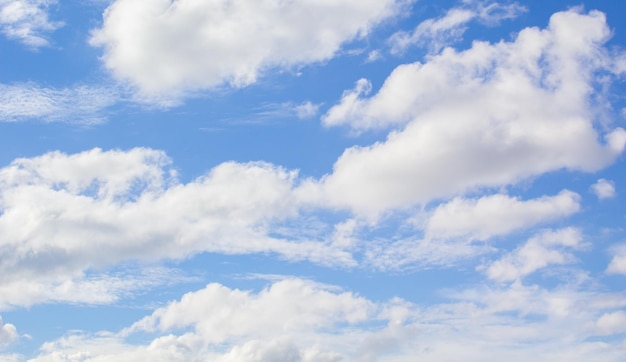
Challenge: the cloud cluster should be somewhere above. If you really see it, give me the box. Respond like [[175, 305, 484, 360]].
[[0, 144, 590, 305], [0, 0, 61, 48], [0, 8, 623, 321], [0, 148, 354, 307], [321, 9, 626, 216], [90, 0, 413, 99], [28, 278, 626, 361]]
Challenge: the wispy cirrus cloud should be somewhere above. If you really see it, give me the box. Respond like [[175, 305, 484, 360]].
[[0, 0, 62, 48], [0, 83, 120, 124], [388, 0, 527, 54]]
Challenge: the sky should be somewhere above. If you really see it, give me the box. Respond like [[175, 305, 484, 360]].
[[0, 0, 626, 360]]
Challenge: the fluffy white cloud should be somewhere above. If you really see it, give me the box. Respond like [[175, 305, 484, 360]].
[[596, 311, 626, 335], [0, 316, 17, 345], [90, 0, 412, 100], [425, 190, 581, 241], [484, 228, 584, 282], [0, 83, 119, 124], [0, 0, 61, 47], [0, 148, 353, 307], [123, 278, 375, 341], [320, 9, 626, 216], [591, 178, 616, 199], [29, 278, 626, 361], [607, 245, 626, 275], [388, 1, 526, 54]]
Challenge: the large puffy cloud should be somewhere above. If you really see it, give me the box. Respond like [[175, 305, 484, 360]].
[[320, 9, 626, 216], [90, 0, 412, 99], [0, 148, 354, 307], [29, 278, 626, 361], [0, 0, 62, 48]]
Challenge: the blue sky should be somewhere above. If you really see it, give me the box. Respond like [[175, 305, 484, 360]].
[[1, 0, 626, 360]]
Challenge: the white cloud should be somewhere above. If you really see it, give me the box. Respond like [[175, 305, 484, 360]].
[[293, 101, 320, 120], [0, 0, 62, 48], [362, 191, 581, 271], [425, 190, 581, 241], [123, 278, 375, 341], [388, 1, 526, 54], [0, 267, 192, 309], [320, 9, 626, 216], [591, 178, 616, 199], [596, 311, 626, 335], [0, 316, 17, 346], [0, 83, 119, 124], [0, 148, 354, 307], [89, 0, 413, 100], [607, 245, 626, 275], [253, 101, 321, 121], [484, 228, 584, 282], [29, 279, 626, 361]]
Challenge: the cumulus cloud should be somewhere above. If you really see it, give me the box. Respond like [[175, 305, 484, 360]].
[[425, 190, 581, 241], [484, 228, 584, 282], [90, 0, 412, 100], [388, 1, 526, 54], [0, 316, 17, 346], [0, 83, 119, 124], [596, 310, 626, 335], [320, 9, 626, 216], [0, 0, 62, 48], [591, 178, 616, 199], [607, 245, 626, 275], [0, 148, 355, 307], [29, 278, 626, 361], [0, 145, 592, 302]]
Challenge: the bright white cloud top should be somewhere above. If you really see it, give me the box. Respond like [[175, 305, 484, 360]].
[[1, 1, 626, 361], [90, 0, 411, 100]]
